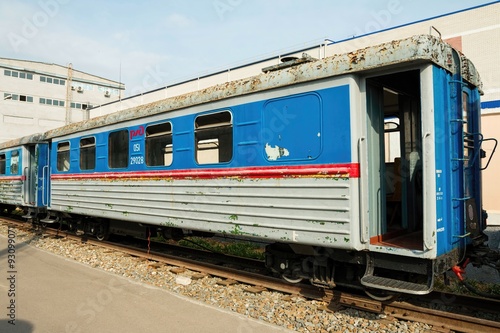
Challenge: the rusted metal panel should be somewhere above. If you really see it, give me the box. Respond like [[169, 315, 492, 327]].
[[50, 177, 360, 249], [0, 133, 44, 150], [42, 34, 481, 140], [0, 180, 24, 206]]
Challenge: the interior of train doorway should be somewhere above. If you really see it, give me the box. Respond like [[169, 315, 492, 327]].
[[365, 69, 424, 250]]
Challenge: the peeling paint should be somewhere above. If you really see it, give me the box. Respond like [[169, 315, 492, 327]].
[[265, 143, 289, 161]]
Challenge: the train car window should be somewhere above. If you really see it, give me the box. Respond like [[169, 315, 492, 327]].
[[0, 154, 5, 175], [146, 122, 173, 167], [108, 130, 129, 169], [195, 111, 232, 164], [80, 137, 96, 170], [57, 142, 70, 172], [10, 150, 19, 174], [384, 116, 401, 163]]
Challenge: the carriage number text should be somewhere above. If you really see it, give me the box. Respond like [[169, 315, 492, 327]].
[[130, 156, 144, 165]]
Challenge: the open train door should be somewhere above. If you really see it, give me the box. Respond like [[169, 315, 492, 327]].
[[365, 70, 424, 248], [361, 70, 433, 295], [22, 143, 50, 219]]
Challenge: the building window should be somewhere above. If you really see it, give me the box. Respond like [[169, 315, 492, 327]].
[[108, 130, 129, 169], [146, 122, 173, 167], [5, 93, 33, 103], [70, 102, 90, 110], [80, 137, 96, 170], [40, 75, 65, 85], [0, 154, 5, 175], [195, 111, 233, 164], [57, 142, 70, 172], [40, 97, 64, 107], [4, 70, 32, 80]]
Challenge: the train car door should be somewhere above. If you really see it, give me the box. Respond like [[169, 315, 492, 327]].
[[365, 70, 424, 250], [23, 143, 49, 210]]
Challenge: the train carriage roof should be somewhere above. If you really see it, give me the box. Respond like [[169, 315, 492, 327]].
[[0, 133, 45, 150], [0, 34, 482, 147]]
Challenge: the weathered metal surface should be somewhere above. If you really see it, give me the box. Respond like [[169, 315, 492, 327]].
[[0, 179, 24, 206], [40, 34, 481, 141], [0, 133, 44, 150], [50, 177, 358, 249], [261, 52, 317, 73], [460, 53, 483, 93]]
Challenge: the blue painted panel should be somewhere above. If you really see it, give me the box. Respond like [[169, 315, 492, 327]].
[[51, 84, 352, 174], [263, 93, 322, 162], [35, 143, 49, 207], [433, 66, 453, 257], [129, 125, 146, 170], [432, 65, 485, 256]]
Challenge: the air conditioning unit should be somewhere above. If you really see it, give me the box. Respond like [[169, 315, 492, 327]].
[[77, 86, 83, 92], [104, 91, 110, 97]]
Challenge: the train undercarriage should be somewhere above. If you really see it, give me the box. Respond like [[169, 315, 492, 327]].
[[3, 204, 499, 300]]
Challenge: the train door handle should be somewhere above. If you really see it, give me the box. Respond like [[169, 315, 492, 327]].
[[358, 137, 368, 244], [23, 166, 29, 205], [42, 165, 49, 206]]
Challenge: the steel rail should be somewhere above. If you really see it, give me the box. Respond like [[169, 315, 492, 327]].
[[2, 218, 499, 333]]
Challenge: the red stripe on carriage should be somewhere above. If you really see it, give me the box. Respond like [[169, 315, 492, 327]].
[[51, 163, 360, 180]]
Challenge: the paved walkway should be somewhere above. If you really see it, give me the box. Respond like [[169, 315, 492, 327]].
[[0, 235, 293, 333]]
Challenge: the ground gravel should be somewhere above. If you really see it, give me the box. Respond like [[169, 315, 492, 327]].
[[0, 224, 438, 333]]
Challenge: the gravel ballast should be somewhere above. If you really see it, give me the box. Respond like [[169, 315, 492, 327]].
[[0, 224, 439, 332]]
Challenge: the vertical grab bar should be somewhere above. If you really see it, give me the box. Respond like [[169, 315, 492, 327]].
[[358, 137, 368, 244], [23, 167, 29, 205], [42, 165, 49, 206]]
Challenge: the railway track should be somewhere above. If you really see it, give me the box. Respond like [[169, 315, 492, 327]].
[[2, 218, 500, 333]]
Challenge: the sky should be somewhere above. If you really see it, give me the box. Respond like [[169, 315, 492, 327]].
[[0, 0, 497, 97]]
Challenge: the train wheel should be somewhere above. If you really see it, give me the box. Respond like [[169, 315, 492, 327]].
[[364, 288, 399, 301], [95, 222, 109, 241], [68, 221, 77, 233], [282, 274, 303, 284]]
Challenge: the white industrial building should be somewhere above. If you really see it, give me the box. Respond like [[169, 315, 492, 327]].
[[89, 2, 500, 225], [0, 58, 124, 142], [0, 2, 498, 224]]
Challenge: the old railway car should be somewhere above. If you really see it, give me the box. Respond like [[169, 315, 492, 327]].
[[0, 134, 49, 215], [0, 35, 494, 295]]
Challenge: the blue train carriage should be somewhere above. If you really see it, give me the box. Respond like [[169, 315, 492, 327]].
[[42, 34, 492, 295], [0, 133, 50, 218]]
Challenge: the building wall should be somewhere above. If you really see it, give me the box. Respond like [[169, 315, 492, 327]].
[[0, 58, 124, 142], [481, 110, 500, 225], [92, 3, 500, 224]]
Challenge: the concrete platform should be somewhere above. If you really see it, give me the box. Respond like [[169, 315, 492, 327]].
[[0, 236, 293, 333]]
